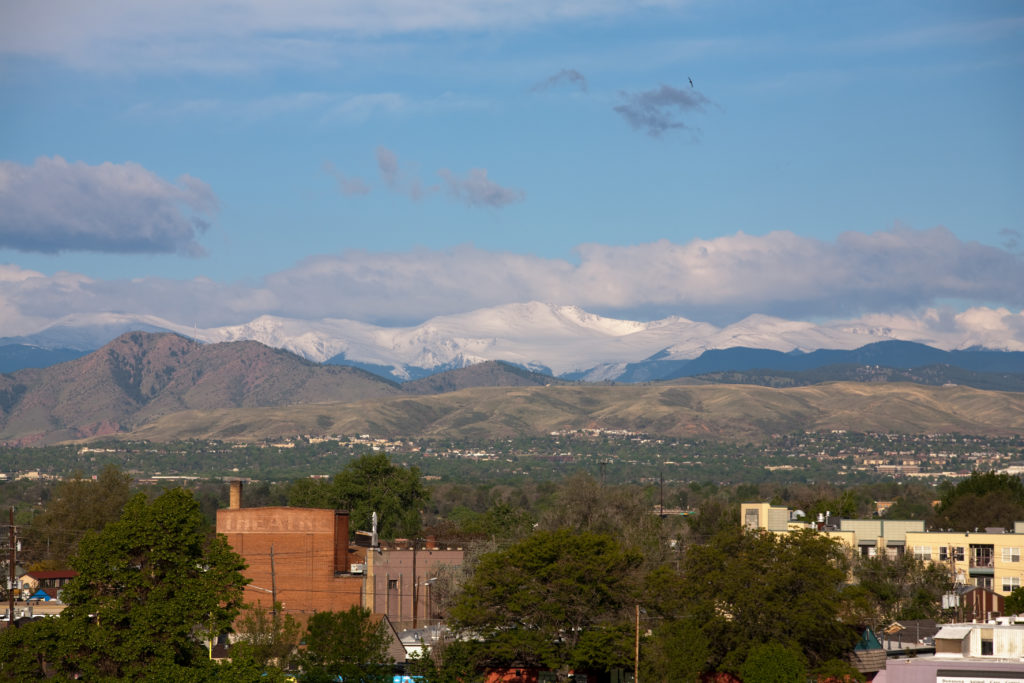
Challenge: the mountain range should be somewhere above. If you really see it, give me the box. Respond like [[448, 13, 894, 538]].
[[0, 333, 567, 445], [3, 302, 1023, 382], [2, 331, 1023, 446]]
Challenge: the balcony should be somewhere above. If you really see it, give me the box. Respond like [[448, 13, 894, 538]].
[[969, 545, 995, 574]]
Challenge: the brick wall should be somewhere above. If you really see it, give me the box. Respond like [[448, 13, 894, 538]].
[[217, 506, 364, 617]]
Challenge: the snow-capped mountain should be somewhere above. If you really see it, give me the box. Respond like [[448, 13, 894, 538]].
[[3, 302, 1023, 381]]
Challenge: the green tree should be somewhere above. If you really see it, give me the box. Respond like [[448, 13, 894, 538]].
[[25, 463, 131, 566], [450, 529, 641, 671], [685, 497, 737, 542], [933, 471, 1024, 531], [230, 601, 302, 670], [738, 642, 807, 683], [1005, 586, 1024, 616], [676, 527, 856, 673], [296, 606, 393, 683], [406, 639, 485, 683], [0, 617, 59, 680], [288, 453, 429, 539], [852, 552, 950, 625], [641, 618, 709, 683], [43, 488, 247, 680]]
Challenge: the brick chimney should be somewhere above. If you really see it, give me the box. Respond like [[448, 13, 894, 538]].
[[229, 480, 243, 509], [334, 511, 349, 574]]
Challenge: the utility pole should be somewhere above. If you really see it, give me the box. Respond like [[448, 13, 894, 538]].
[[634, 603, 640, 683], [411, 540, 418, 629], [659, 472, 664, 517], [270, 544, 278, 621], [8, 507, 15, 627]]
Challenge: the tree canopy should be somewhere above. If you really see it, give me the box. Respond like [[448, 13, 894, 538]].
[[450, 528, 641, 672], [1, 488, 248, 680], [296, 606, 393, 683], [288, 452, 429, 538], [933, 471, 1024, 530], [668, 527, 857, 674], [25, 463, 131, 567]]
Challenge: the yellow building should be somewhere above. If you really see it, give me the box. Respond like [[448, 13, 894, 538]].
[[740, 502, 924, 558], [905, 523, 1024, 595], [740, 503, 1024, 596]]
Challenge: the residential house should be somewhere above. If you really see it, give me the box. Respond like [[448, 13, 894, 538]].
[[20, 570, 77, 597]]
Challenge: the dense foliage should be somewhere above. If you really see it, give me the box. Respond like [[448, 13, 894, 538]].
[[451, 529, 641, 672], [287, 452, 429, 538], [933, 471, 1024, 530], [1, 488, 248, 680], [666, 527, 858, 675], [296, 606, 393, 683]]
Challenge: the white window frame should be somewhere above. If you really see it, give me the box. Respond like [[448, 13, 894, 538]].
[[1002, 576, 1020, 592], [914, 546, 932, 561], [1002, 547, 1020, 563]]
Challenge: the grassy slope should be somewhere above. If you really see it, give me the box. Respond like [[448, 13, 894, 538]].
[[125, 382, 1024, 444]]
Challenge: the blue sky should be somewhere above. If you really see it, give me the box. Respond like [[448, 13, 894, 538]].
[[0, 0, 1022, 334]]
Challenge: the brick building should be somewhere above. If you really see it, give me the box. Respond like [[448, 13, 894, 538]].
[[216, 481, 365, 618], [366, 540, 464, 630]]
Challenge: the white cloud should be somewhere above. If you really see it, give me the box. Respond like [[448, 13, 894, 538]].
[[1, 227, 1021, 332], [0, 157, 217, 256], [0, 1, 687, 73]]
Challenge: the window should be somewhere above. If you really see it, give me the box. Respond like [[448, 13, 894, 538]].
[[1002, 576, 1020, 592], [976, 576, 993, 589], [914, 546, 932, 561], [744, 509, 760, 530], [981, 639, 994, 656], [941, 546, 965, 561], [1003, 547, 1020, 563], [387, 579, 398, 590]]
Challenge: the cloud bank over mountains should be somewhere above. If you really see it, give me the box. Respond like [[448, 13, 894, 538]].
[[0, 226, 1021, 340]]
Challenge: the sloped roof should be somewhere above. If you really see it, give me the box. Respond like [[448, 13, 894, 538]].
[[935, 625, 972, 640], [25, 570, 77, 580]]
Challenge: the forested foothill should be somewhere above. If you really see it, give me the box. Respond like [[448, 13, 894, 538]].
[[6, 448, 1024, 680]]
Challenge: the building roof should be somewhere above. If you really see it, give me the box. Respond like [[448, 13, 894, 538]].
[[25, 570, 77, 580], [27, 588, 58, 602], [935, 626, 973, 639]]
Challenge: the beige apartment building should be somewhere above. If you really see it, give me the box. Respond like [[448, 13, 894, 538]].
[[740, 503, 1024, 596], [905, 525, 1024, 595]]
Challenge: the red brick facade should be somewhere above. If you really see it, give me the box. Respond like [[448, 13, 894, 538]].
[[216, 505, 364, 618]]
